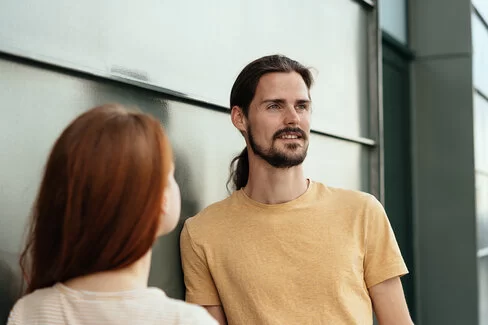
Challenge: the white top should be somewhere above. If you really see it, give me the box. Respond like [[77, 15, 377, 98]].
[[7, 283, 218, 325]]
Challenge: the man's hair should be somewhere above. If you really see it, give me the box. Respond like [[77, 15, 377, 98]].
[[227, 54, 314, 192]]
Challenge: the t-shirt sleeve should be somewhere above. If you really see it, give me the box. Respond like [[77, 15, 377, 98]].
[[180, 221, 221, 306], [363, 195, 409, 288]]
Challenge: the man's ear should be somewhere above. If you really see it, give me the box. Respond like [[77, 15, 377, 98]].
[[231, 106, 247, 133]]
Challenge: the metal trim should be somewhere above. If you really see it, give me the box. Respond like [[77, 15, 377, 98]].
[[478, 247, 488, 258], [0, 47, 226, 110], [368, 2, 384, 201], [473, 5, 488, 31], [351, 0, 375, 9], [311, 129, 376, 146], [475, 88, 488, 103], [0, 50, 377, 148], [476, 169, 488, 178], [382, 31, 416, 61]]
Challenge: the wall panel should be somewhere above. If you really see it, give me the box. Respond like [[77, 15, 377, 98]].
[[0, 56, 368, 319], [0, 0, 371, 138]]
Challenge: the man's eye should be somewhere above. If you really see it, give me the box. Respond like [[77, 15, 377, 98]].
[[268, 104, 279, 109], [297, 104, 308, 110]]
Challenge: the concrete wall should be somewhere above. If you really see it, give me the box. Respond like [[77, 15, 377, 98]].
[[409, 0, 479, 324]]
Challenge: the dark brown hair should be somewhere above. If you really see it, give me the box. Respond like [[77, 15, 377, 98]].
[[227, 54, 314, 191], [19, 103, 173, 294]]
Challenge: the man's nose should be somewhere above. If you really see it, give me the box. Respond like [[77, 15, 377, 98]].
[[284, 106, 300, 125]]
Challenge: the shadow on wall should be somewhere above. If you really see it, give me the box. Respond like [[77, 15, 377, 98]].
[[148, 141, 202, 300], [0, 252, 21, 324], [0, 73, 204, 311], [0, 64, 205, 321], [146, 102, 202, 300], [86, 80, 202, 300]]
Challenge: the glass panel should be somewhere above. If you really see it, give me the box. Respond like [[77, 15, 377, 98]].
[[379, 0, 407, 44], [475, 94, 488, 251], [476, 174, 488, 250], [0, 58, 370, 304], [475, 94, 488, 173], [473, 14, 488, 97], [474, 94, 488, 173], [0, 0, 370, 138]]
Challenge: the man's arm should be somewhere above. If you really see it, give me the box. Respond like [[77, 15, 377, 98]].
[[204, 306, 227, 325], [369, 277, 414, 325]]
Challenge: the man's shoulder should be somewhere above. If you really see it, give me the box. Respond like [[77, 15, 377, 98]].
[[321, 182, 387, 219], [315, 182, 373, 203], [183, 193, 238, 233], [312, 182, 385, 223], [313, 181, 375, 207]]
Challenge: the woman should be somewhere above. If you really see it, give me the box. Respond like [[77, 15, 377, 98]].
[[7, 104, 217, 325]]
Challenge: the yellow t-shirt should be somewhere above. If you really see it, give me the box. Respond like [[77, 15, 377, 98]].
[[180, 181, 408, 325]]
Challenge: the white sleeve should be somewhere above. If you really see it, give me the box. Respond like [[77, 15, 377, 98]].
[[7, 300, 23, 325], [186, 305, 219, 325]]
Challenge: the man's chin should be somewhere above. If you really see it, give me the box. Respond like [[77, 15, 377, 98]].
[[276, 154, 307, 166], [276, 147, 307, 158]]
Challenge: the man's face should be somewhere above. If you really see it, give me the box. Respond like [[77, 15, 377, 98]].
[[245, 72, 311, 168]]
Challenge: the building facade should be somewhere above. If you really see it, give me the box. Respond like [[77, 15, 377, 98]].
[[381, 0, 487, 324], [0, 0, 486, 324]]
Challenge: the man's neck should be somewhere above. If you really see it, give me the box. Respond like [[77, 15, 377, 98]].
[[244, 156, 309, 205]]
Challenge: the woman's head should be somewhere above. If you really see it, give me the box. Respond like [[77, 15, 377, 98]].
[[20, 104, 180, 294]]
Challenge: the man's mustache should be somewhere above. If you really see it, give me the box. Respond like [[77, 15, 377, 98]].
[[273, 127, 307, 140]]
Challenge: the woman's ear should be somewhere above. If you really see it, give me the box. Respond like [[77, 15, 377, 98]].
[[161, 193, 169, 216]]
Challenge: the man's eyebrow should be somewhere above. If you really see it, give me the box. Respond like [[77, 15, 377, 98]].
[[261, 99, 286, 105], [260, 99, 311, 104]]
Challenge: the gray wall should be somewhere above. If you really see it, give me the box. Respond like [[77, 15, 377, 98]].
[[0, 56, 370, 321], [0, 0, 371, 139], [409, 0, 479, 324], [0, 0, 376, 315]]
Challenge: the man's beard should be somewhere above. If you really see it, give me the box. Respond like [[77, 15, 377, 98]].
[[247, 126, 308, 168]]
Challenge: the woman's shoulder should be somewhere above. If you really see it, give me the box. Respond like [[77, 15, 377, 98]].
[[13, 285, 59, 307], [8, 285, 218, 325], [7, 286, 60, 324]]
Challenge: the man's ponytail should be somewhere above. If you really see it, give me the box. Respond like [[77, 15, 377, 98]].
[[227, 148, 249, 192]]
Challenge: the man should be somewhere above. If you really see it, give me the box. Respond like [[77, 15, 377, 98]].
[[180, 55, 413, 325]]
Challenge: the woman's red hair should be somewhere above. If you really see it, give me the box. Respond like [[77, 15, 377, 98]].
[[19, 104, 173, 294]]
